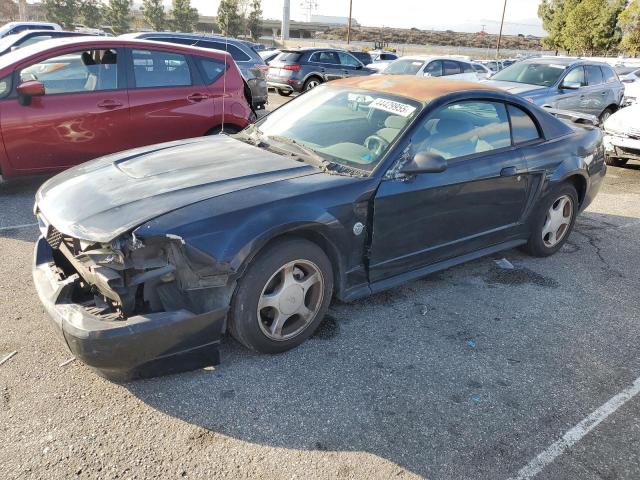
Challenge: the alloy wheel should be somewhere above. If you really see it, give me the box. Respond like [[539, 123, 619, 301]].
[[542, 195, 574, 248], [257, 260, 324, 341], [306, 79, 320, 90]]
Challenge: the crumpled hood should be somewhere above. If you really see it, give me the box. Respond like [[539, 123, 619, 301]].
[[481, 80, 547, 96], [36, 135, 317, 242], [604, 103, 640, 135]]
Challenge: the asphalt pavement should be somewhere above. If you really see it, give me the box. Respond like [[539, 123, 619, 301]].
[[1, 94, 640, 479]]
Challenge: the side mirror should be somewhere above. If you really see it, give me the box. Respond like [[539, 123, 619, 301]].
[[355, 63, 363, 70], [17, 80, 45, 105], [401, 151, 448, 175], [561, 81, 581, 90]]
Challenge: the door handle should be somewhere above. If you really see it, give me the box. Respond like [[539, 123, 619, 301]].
[[97, 100, 123, 109], [187, 93, 208, 102], [500, 166, 518, 177]]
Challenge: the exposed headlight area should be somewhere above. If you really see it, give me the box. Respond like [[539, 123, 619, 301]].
[[36, 212, 228, 319]]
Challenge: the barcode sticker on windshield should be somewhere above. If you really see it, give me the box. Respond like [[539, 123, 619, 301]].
[[370, 98, 416, 117]]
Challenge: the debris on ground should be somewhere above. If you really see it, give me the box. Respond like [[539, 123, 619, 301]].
[[59, 358, 75, 367], [494, 258, 515, 270], [0, 351, 17, 366]]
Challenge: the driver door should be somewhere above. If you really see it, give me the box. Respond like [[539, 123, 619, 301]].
[[368, 100, 533, 281], [0, 46, 130, 173]]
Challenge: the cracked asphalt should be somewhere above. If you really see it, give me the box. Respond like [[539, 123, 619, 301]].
[[2, 98, 640, 479]]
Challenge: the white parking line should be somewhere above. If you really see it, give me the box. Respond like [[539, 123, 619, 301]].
[[0, 222, 37, 231], [510, 376, 640, 480]]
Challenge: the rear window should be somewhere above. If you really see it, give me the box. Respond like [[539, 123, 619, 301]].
[[461, 62, 474, 73], [277, 51, 302, 63], [350, 51, 372, 64], [601, 65, 618, 83], [585, 65, 603, 85], [385, 59, 425, 75]]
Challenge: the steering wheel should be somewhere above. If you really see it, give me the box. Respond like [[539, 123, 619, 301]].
[[364, 134, 390, 157]]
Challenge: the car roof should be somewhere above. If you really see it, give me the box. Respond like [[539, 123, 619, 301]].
[[330, 75, 501, 103], [125, 31, 246, 44], [0, 36, 233, 73], [395, 55, 471, 62], [520, 56, 612, 67]]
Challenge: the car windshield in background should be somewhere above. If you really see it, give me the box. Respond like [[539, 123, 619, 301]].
[[255, 85, 421, 172], [384, 59, 425, 75], [491, 62, 567, 86]]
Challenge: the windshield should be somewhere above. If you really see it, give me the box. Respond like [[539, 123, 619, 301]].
[[492, 62, 567, 86], [384, 58, 425, 75], [255, 85, 421, 172]]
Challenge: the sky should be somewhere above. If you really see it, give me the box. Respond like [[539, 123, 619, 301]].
[[176, 0, 546, 36]]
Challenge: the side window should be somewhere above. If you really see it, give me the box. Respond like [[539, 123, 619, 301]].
[[204, 41, 250, 62], [443, 60, 461, 76], [585, 65, 603, 86], [316, 51, 339, 64], [508, 104, 540, 144], [19, 48, 118, 94], [132, 49, 191, 88], [412, 101, 511, 160], [0, 74, 12, 99], [563, 66, 585, 87], [424, 60, 442, 77], [460, 62, 474, 73], [601, 66, 617, 83], [472, 64, 485, 73], [337, 51, 361, 66], [381, 53, 396, 61], [194, 57, 227, 84]]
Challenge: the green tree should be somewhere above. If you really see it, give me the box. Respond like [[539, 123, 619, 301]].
[[104, 0, 131, 35], [78, 0, 103, 28], [563, 0, 626, 55], [247, 0, 262, 41], [217, 0, 242, 37], [42, 0, 78, 29], [538, 0, 581, 54], [170, 0, 199, 32], [620, 0, 640, 55], [142, 0, 166, 31]]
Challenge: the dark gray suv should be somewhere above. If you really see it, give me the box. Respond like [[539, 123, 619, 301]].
[[484, 57, 624, 122], [267, 48, 375, 96]]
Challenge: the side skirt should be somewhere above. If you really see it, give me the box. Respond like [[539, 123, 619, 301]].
[[340, 238, 527, 302]]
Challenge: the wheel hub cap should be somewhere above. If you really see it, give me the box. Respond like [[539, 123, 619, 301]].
[[257, 260, 324, 341], [542, 195, 573, 247]]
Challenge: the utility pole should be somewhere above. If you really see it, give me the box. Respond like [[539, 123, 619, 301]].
[[282, 0, 290, 41], [347, 0, 353, 44], [496, 0, 507, 59]]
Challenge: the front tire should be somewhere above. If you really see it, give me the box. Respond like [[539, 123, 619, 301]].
[[229, 238, 334, 354], [523, 183, 578, 257], [600, 107, 614, 124]]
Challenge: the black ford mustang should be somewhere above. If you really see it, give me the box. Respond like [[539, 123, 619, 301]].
[[33, 76, 606, 379]]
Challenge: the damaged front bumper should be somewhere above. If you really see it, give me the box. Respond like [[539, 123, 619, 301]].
[[33, 237, 226, 381], [603, 133, 640, 161]]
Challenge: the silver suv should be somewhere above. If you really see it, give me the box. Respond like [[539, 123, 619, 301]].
[[123, 32, 269, 110], [484, 57, 624, 122]]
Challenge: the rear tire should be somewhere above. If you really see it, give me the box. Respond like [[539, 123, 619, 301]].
[[229, 238, 334, 354], [277, 89, 293, 97], [304, 77, 322, 91], [523, 183, 578, 257], [605, 155, 628, 167]]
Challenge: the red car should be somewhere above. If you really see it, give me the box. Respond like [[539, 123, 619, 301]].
[[0, 37, 254, 178]]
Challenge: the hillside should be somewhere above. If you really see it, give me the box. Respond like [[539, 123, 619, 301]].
[[316, 26, 544, 52]]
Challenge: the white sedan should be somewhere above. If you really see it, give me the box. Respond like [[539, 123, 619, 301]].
[[603, 104, 640, 167]]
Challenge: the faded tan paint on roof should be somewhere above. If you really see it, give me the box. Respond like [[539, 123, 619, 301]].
[[329, 75, 501, 103]]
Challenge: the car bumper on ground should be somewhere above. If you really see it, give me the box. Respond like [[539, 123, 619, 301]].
[[33, 237, 226, 381], [604, 133, 640, 161]]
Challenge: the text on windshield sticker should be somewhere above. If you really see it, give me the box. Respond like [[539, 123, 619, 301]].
[[370, 98, 416, 117]]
